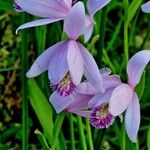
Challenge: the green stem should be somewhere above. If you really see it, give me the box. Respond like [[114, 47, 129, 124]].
[[123, 0, 128, 10], [123, 0, 129, 65], [77, 116, 87, 150], [36, 26, 47, 90], [51, 113, 65, 150], [96, 6, 108, 66], [135, 139, 139, 150], [86, 119, 94, 150], [124, 22, 129, 64], [122, 124, 126, 150], [70, 114, 75, 150], [22, 13, 29, 150]]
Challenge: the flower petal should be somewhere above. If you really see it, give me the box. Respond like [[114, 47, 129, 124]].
[[64, 2, 85, 39], [77, 42, 104, 92], [88, 88, 113, 108], [87, 0, 111, 16], [76, 81, 97, 95], [15, 0, 68, 18], [84, 16, 94, 43], [66, 93, 92, 117], [109, 84, 133, 116], [67, 40, 83, 85], [125, 92, 140, 143], [103, 75, 122, 89], [141, 1, 150, 13], [127, 50, 150, 88], [48, 42, 69, 84], [16, 18, 63, 33], [100, 67, 111, 76], [50, 91, 74, 113], [26, 41, 66, 78], [63, 0, 72, 9]]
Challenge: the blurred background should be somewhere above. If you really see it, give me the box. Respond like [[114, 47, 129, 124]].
[[0, 0, 150, 149]]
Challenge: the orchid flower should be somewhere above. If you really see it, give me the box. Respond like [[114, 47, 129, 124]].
[[26, 2, 104, 113], [141, 1, 150, 13], [108, 50, 150, 142], [14, 0, 73, 33], [84, 0, 111, 42], [67, 68, 122, 129]]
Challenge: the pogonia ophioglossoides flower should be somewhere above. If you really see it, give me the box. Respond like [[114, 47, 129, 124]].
[[85, 0, 111, 42], [108, 50, 150, 142], [67, 68, 122, 128], [26, 2, 104, 113], [14, 0, 73, 33], [141, 1, 150, 13], [14, 0, 111, 42]]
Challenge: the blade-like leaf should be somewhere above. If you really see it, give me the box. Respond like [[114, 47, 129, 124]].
[[35, 129, 51, 150], [135, 71, 146, 99], [28, 79, 53, 144], [127, 0, 142, 23]]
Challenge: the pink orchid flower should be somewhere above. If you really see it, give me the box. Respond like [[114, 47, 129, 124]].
[[14, 0, 111, 41], [141, 1, 150, 13], [67, 68, 122, 129], [26, 2, 104, 113], [14, 0, 72, 33], [85, 0, 111, 42], [108, 50, 150, 142]]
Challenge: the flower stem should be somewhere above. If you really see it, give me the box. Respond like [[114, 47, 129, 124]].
[[77, 116, 87, 150], [86, 119, 94, 150], [36, 26, 47, 90], [70, 114, 75, 150], [96, 6, 108, 66], [21, 13, 29, 150], [121, 124, 126, 150], [123, 0, 129, 64]]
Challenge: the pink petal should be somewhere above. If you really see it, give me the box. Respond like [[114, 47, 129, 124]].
[[64, 2, 85, 40], [66, 93, 92, 117], [76, 82, 98, 95], [127, 50, 150, 88], [141, 1, 150, 13], [67, 40, 83, 85], [62, 0, 72, 9], [15, 0, 68, 18], [109, 84, 133, 116], [100, 67, 111, 76], [50, 91, 74, 113], [26, 41, 66, 78], [125, 92, 140, 143], [103, 75, 122, 89], [84, 16, 94, 42], [48, 42, 69, 84], [87, 0, 111, 16], [88, 88, 113, 108], [77, 42, 104, 92], [16, 18, 63, 33]]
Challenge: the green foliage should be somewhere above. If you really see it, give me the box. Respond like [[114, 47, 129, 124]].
[[0, 0, 150, 149], [28, 79, 53, 144]]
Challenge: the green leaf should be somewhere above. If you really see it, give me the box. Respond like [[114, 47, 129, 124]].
[[127, 0, 142, 23], [35, 129, 51, 150], [0, 1, 13, 11], [87, 35, 100, 51], [135, 71, 146, 99], [28, 79, 53, 144], [51, 112, 65, 149]]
